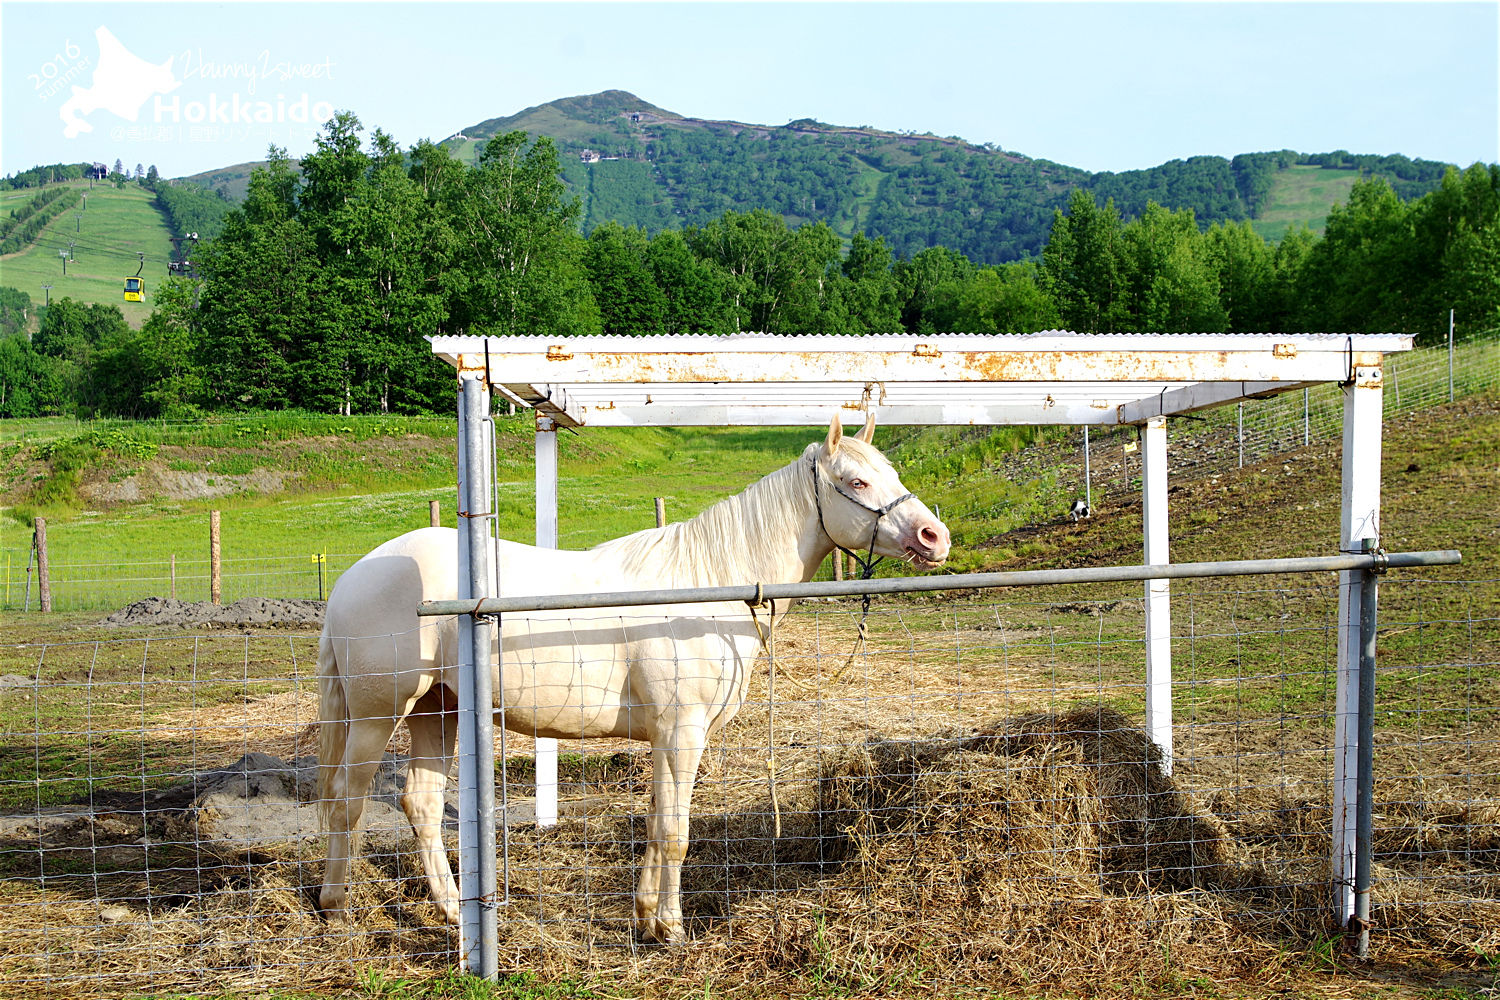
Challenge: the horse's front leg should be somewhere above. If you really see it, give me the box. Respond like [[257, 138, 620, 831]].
[[635, 723, 707, 944]]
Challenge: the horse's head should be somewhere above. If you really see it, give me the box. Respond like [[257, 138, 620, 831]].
[[809, 414, 951, 570]]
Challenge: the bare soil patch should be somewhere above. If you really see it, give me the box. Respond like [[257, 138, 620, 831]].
[[96, 596, 325, 629]]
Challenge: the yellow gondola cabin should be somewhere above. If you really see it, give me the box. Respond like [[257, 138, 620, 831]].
[[123, 277, 144, 302]]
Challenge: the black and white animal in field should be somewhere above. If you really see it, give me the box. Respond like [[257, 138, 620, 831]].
[[1068, 499, 1091, 522]]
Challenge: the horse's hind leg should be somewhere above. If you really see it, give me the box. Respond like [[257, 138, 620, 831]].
[[402, 686, 461, 924], [320, 713, 400, 920]]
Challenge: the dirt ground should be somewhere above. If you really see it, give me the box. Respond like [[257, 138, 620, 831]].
[[95, 596, 326, 629]]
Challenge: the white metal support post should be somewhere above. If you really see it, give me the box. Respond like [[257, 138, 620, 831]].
[[1333, 365, 1384, 924], [533, 415, 560, 828], [456, 375, 499, 977], [1141, 417, 1173, 773]]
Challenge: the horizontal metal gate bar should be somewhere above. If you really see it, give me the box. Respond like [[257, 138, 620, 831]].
[[418, 549, 1461, 617]]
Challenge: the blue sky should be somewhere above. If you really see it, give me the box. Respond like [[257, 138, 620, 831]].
[[2, 1, 1496, 179]]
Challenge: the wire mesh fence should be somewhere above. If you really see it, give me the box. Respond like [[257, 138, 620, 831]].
[[1078, 336, 1500, 504], [1, 572, 1494, 995], [0, 552, 366, 614], [7, 337, 1496, 614]]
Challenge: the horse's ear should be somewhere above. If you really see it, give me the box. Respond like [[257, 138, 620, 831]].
[[856, 411, 876, 444], [825, 414, 843, 455]]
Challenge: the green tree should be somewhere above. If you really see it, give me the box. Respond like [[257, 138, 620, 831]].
[[894, 246, 975, 334], [27, 298, 128, 412], [1118, 202, 1227, 332], [0, 336, 69, 417], [195, 207, 320, 409], [90, 277, 204, 417], [1205, 220, 1275, 331], [926, 262, 1060, 333], [1443, 218, 1500, 338], [451, 131, 598, 338], [837, 233, 903, 334], [1042, 190, 1126, 331], [643, 229, 733, 335], [585, 222, 668, 337], [0, 287, 32, 337], [685, 210, 843, 333], [1298, 178, 1414, 333], [1265, 226, 1317, 331]]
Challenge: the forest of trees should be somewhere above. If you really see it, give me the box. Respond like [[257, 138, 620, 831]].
[[1, 114, 1495, 419]]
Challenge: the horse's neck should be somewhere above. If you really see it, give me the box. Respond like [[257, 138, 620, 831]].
[[601, 454, 829, 588]]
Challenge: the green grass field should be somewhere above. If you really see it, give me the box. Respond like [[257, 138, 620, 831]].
[[1251, 164, 1361, 242], [0, 180, 176, 327]]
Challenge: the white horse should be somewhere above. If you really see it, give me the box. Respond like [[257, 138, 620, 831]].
[[317, 415, 950, 942]]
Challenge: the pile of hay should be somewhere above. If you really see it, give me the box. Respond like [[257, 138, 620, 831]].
[[3, 703, 1496, 998], [675, 705, 1254, 991]]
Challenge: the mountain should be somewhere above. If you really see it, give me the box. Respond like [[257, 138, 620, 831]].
[[181, 90, 1461, 264]]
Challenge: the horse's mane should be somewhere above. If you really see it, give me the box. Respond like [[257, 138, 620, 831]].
[[592, 437, 893, 588]]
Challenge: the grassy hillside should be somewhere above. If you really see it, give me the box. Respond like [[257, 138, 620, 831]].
[[0, 181, 176, 327], [1250, 164, 1362, 242]]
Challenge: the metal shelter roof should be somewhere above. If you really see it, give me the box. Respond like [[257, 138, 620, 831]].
[[428, 332, 1413, 428]]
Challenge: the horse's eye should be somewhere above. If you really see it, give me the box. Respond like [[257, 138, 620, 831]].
[[849, 478, 868, 490]]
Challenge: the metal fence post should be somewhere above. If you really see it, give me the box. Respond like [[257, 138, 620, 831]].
[[1237, 403, 1244, 468], [457, 375, 499, 979], [1352, 538, 1380, 958], [533, 416, 560, 829], [22, 533, 34, 612], [1448, 308, 1455, 402], [1083, 426, 1092, 509], [34, 517, 50, 613], [1332, 365, 1383, 927], [1141, 418, 1172, 773]]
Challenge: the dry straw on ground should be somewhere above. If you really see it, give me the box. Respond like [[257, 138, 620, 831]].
[[2, 695, 1496, 999]]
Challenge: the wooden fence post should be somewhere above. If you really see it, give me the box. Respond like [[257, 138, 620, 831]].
[[34, 517, 51, 613], [170, 554, 177, 600], [429, 500, 440, 528], [209, 510, 221, 605], [654, 497, 666, 529]]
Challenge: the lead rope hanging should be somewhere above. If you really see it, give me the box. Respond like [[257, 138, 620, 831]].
[[747, 585, 782, 838], [809, 456, 904, 682]]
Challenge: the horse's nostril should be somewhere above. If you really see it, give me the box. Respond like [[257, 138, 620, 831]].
[[920, 526, 939, 547]]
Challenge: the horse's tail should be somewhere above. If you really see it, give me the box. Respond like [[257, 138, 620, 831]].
[[316, 631, 348, 832]]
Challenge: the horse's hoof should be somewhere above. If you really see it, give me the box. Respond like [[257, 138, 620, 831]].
[[638, 918, 685, 945], [434, 899, 461, 926], [318, 889, 349, 922]]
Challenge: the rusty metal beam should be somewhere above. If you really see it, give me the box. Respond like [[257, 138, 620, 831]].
[[536, 401, 1129, 427], [1117, 380, 1317, 424], [497, 383, 582, 428], [438, 335, 1413, 429], [440, 342, 1396, 386]]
